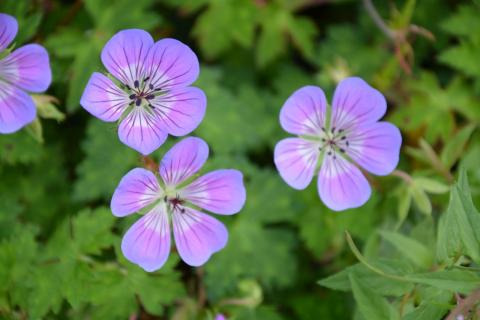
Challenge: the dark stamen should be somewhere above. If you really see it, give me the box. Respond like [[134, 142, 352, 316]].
[[331, 127, 336, 133], [346, 141, 350, 147], [148, 104, 155, 109], [321, 138, 326, 142], [340, 148, 345, 153], [143, 76, 150, 82], [134, 80, 140, 88], [135, 98, 142, 106], [341, 136, 346, 140], [328, 151, 332, 156], [149, 84, 154, 90], [126, 85, 131, 90], [154, 87, 162, 92], [339, 129, 344, 133], [146, 94, 155, 100], [164, 196, 168, 202], [129, 94, 136, 100], [129, 101, 134, 106], [321, 127, 326, 132]]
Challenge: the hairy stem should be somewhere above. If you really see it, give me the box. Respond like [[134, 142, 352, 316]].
[[446, 289, 480, 320]]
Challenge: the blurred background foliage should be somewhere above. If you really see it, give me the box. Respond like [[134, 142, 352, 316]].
[[0, 0, 480, 319]]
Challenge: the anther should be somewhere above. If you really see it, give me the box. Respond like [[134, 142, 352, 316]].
[[125, 85, 131, 90], [331, 127, 336, 133], [346, 141, 350, 147], [135, 98, 142, 106], [339, 129, 344, 133], [149, 84, 154, 90], [328, 151, 332, 156], [134, 80, 140, 88], [146, 94, 155, 100], [143, 76, 150, 82], [180, 208, 186, 214], [341, 136, 346, 140], [321, 138, 326, 142], [154, 87, 162, 92], [148, 104, 155, 109], [164, 196, 168, 202], [129, 94, 136, 100], [340, 148, 345, 153]]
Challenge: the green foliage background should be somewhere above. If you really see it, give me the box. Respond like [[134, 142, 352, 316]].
[[1, 0, 480, 319]]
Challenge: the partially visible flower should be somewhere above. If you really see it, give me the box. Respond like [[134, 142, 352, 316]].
[[0, 13, 51, 133], [274, 77, 401, 211], [111, 137, 246, 271], [81, 29, 206, 155], [215, 314, 226, 320]]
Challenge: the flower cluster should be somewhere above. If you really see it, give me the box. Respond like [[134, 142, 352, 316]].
[[0, 13, 51, 133], [81, 29, 246, 271], [274, 77, 402, 211]]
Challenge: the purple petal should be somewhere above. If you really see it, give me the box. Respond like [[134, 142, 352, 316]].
[[0, 13, 17, 51], [346, 122, 402, 176], [0, 44, 51, 93], [118, 107, 168, 155], [159, 137, 208, 186], [317, 154, 371, 211], [144, 38, 200, 91], [274, 137, 320, 190], [111, 168, 162, 217], [172, 207, 227, 266], [150, 86, 206, 136], [101, 29, 153, 88], [0, 82, 35, 134], [121, 206, 171, 272], [331, 77, 386, 131], [80, 72, 129, 122], [279, 86, 327, 135], [181, 169, 246, 215]]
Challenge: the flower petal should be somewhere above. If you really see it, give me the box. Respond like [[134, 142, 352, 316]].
[[144, 38, 200, 90], [317, 154, 371, 211], [121, 206, 171, 272], [118, 107, 168, 155], [346, 122, 402, 176], [150, 86, 206, 136], [0, 13, 17, 51], [101, 29, 153, 88], [181, 169, 246, 215], [274, 137, 320, 190], [111, 168, 161, 217], [331, 77, 386, 130], [172, 208, 227, 266], [159, 137, 208, 186], [0, 81, 35, 134], [279, 85, 327, 135], [0, 44, 51, 92], [80, 72, 129, 122]]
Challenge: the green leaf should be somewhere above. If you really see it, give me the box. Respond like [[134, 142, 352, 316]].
[[440, 124, 476, 169], [318, 259, 414, 296], [349, 273, 400, 320], [405, 269, 480, 294], [380, 231, 433, 269], [437, 169, 480, 263], [413, 177, 450, 194], [74, 120, 138, 202], [411, 184, 432, 215]]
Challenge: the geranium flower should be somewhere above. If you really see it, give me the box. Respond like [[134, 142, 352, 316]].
[[274, 77, 401, 211], [111, 137, 246, 271], [0, 13, 51, 133], [81, 29, 206, 155]]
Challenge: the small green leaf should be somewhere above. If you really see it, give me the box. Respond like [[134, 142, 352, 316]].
[[440, 124, 476, 169], [413, 177, 450, 194], [411, 184, 432, 215], [380, 231, 433, 269]]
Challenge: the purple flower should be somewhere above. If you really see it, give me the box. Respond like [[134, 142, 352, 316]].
[[215, 314, 227, 320], [0, 13, 51, 133], [80, 29, 206, 155], [274, 77, 401, 211], [111, 137, 246, 271]]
